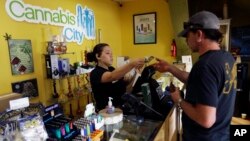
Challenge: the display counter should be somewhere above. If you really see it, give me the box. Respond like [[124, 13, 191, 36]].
[[100, 106, 178, 141], [103, 115, 162, 141], [231, 117, 250, 125]]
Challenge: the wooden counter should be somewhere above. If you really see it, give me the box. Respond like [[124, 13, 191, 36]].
[[154, 106, 179, 141], [153, 108, 250, 141], [231, 117, 250, 125]]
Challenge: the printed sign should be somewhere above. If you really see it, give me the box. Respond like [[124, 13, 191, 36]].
[[5, 0, 95, 45]]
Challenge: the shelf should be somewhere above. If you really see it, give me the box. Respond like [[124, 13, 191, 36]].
[[47, 93, 89, 104], [47, 68, 93, 80], [48, 73, 86, 80], [44, 50, 93, 107], [43, 52, 75, 55]]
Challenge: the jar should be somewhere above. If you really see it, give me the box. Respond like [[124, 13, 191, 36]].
[[60, 42, 67, 53], [47, 41, 54, 54]]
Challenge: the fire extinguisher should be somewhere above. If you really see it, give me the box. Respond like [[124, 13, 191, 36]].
[[171, 39, 177, 57]]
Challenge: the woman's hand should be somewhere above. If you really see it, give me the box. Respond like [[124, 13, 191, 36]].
[[130, 58, 145, 69]]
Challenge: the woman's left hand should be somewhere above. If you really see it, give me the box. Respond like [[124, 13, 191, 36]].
[[130, 58, 145, 69]]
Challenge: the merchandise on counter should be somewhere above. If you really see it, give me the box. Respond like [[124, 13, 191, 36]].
[[73, 103, 104, 141], [18, 114, 48, 140], [43, 103, 79, 140], [0, 102, 46, 141], [98, 108, 123, 125], [97, 97, 123, 125]]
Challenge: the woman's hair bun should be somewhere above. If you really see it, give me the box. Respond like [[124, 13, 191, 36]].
[[86, 51, 96, 62]]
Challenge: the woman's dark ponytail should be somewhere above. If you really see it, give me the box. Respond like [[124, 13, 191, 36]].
[[86, 51, 96, 62]]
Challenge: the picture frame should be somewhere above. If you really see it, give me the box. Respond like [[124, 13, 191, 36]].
[[11, 78, 39, 98], [133, 12, 157, 44], [7, 39, 34, 75]]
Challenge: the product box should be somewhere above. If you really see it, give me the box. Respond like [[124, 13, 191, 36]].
[[45, 55, 59, 79], [60, 58, 70, 76], [43, 103, 79, 141]]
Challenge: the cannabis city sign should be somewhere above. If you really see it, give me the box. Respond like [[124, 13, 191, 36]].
[[5, 0, 95, 45]]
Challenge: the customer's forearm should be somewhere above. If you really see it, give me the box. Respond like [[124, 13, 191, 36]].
[[169, 65, 189, 83], [180, 100, 216, 128]]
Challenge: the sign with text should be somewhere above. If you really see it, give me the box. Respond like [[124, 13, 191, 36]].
[[230, 125, 250, 141], [5, 0, 95, 45]]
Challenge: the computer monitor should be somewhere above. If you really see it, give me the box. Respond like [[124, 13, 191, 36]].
[[130, 65, 172, 117]]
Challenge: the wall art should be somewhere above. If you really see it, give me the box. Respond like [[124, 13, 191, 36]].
[[133, 12, 157, 44], [8, 39, 34, 75], [11, 78, 38, 98]]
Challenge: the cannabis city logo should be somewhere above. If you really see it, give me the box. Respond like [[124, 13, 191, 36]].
[[5, 0, 95, 45]]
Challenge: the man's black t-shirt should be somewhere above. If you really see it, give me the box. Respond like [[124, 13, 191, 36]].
[[90, 65, 126, 111], [182, 50, 237, 141]]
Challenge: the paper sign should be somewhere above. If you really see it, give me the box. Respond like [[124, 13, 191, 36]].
[[9, 97, 29, 110]]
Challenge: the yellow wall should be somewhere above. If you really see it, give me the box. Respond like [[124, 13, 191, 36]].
[[0, 0, 122, 113], [0, 0, 175, 115], [120, 0, 175, 61]]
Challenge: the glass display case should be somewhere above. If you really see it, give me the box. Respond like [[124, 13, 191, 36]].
[[103, 116, 162, 141]]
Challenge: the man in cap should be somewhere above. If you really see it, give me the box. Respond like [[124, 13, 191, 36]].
[[154, 11, 236, 141]]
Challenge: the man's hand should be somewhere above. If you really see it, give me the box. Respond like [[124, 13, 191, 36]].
[[153, 58, 171, 73]]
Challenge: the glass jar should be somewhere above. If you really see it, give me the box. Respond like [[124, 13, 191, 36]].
[[47, 41, 54, 54]]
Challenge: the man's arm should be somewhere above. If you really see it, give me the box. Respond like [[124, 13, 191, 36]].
[[180, 100, 216, 128]]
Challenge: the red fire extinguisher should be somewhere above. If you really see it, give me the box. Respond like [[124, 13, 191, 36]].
[[171, 39, 177, 57]]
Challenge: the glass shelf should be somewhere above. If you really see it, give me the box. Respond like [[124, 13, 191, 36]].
[[47, 93, 89, 104], [43, 52, 75, 55], [49, 73, 87, 80]]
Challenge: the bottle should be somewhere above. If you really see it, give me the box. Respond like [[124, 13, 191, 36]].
[[108, 97, 113, 107], [107, 97, 115, 114]]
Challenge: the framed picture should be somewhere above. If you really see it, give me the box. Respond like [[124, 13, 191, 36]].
[[11, 78, 38, 98], [133, 12, 157, 44], [7, 39, 34, 75]]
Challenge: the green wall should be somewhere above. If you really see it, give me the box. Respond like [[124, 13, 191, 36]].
[[168, 0, 199, 62]]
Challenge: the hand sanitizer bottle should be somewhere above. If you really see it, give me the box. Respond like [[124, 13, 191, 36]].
[[107, 97, 115, 114]]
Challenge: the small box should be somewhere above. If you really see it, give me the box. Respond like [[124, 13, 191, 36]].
[[45, 55, 52, 78], [62, 58, 70, 75], [51, 55, 59, 79], [45, 55, 59, 79], [58, 59, 63, 76], [58, 58, 70, 77]]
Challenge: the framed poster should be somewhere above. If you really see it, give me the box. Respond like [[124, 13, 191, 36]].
[[11, 78, 38, 98], [133, 12, 157, 44], [8, 39, 34, 75]]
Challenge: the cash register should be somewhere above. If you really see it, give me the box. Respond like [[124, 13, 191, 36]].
[[122, 65, 173, 121]]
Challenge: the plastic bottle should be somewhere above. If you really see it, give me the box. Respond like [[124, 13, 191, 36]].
[[107, 97, 115, 114]]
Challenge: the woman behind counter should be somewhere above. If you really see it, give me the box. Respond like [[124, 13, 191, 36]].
[[87, 43, 145, 111]]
